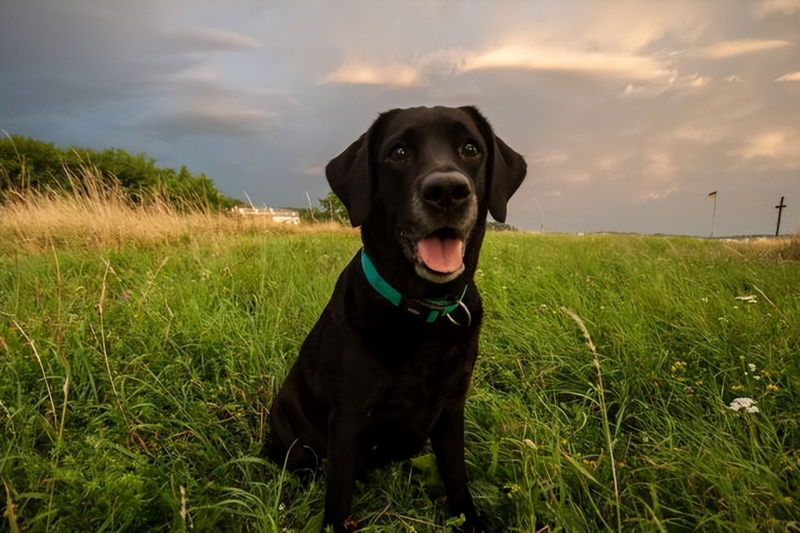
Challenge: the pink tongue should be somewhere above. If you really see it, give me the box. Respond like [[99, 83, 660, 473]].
[[417, 236, 464, 273]]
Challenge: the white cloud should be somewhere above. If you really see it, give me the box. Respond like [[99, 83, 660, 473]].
[[683, 74, 710, 87], [776, 72, 800, 82], [320, 60, 419, 86], [622, 72, 709, 99], [462, 45, 670, 80], [731, 130, 799, 169], [698, 39, 791, 59], [322, 41, 676, 87]]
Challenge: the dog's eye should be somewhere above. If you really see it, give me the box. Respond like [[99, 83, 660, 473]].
[[462, 142, 480, 158], [389, 144, 408, 161]]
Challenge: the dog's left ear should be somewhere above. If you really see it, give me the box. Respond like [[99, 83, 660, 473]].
[[460, 106, 527, 223]]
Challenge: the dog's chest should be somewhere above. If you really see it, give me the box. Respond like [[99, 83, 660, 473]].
[[355, 349, 471, 462], [361, 345, 472, 423]]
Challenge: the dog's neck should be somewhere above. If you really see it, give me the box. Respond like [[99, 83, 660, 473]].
[[359, 248, 469, 324]]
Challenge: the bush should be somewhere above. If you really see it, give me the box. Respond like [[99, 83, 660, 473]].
[[0, 135, 238, 211]]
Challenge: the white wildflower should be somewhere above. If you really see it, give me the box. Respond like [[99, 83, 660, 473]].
[[728, 397, 759, 413], [748, 363, 756, 372], [735, 295, 757, 303]]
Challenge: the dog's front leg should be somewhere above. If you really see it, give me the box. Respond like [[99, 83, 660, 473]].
[[322, 415, 358, 532], [430, 404, 489, 533]]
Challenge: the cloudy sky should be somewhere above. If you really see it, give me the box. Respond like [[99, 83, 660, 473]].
[[1, 1, 798, 236]]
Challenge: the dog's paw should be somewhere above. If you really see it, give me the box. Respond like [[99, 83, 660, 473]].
[[343, 516, 358, 532]]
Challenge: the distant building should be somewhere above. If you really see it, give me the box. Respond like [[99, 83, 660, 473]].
[[231, 206, 300, 225]]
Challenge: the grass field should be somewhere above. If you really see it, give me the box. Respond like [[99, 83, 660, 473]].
[[1, 191, 799, 532]]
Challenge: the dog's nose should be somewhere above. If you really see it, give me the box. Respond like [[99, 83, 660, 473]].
[[420, 172, 472, 211]]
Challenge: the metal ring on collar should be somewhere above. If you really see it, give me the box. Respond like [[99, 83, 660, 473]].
[[446, 300, 472, 328]]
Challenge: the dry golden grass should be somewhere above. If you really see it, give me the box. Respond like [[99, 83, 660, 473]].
[[0, 166, 354, 252], [1, 162, 794, 257], [724, 234, 800, 261]]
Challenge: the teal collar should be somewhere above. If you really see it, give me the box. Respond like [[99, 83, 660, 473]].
[[360, 248, 469, 325]]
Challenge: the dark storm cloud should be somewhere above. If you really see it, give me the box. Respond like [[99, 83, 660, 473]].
[[137, 109, 279, 139]]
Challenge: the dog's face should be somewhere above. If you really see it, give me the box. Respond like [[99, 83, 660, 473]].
[[326, 106, 526, 285], [372, 108, 487, 283]]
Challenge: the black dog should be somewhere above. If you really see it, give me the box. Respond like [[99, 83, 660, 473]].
[[268, 106, 526, 532]]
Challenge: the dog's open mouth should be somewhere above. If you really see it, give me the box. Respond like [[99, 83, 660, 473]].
[[416, 228, 463, 274], [406, 228, 465, 283], [399, 227, 470, 283]]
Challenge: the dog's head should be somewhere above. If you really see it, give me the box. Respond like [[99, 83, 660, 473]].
[[326, 106, 526, 286]]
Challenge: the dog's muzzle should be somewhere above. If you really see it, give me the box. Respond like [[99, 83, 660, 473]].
[[401, 171, 477, 283]]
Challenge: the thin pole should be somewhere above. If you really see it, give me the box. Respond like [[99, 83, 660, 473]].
[[710, 194, 717, 237], [775, 196, 786, 237]]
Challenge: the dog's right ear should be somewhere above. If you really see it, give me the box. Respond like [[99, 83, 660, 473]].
[[325, 131, 372, 228], [326, 110, 400, 227]]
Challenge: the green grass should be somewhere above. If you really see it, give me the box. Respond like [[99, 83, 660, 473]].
[[1, 230, 798, 532]]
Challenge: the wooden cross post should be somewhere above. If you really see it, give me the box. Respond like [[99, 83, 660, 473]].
[[775, 196, 786, 237]]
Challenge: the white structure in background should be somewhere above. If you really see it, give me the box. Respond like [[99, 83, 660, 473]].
[[231, 206, 300, 225]]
